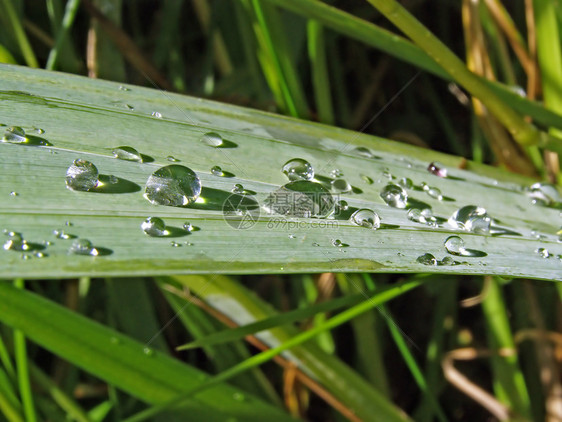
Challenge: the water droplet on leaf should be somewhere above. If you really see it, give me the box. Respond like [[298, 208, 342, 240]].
[[69, 238, 99, 256], [141, 217, 167, 237], [361, 174, 373, 185], [331, 178, 352, 193], [264, 181, 335, 218], [211, 165, 224, 176], [380, 184, 407, 208], [144, 165, 201, 206], [350, 208, 381, 229], [428, 162, 447, 177], [398, 177, 413, 189], [166, 155, 180, 162], [112, 146, 143, 162], [426, 186, 443, 200], [151, 111, 162, 118], [2, 126, 26, 143], [282, 158, 314, 181], [200, 132, 224, 147], [525, 183, 561, 207], [330, 169, 343, 178], [535, 248, 550, 258], [417, 253, 437, 266], [65, 159, 99, 191], [448, 205, 491, 234], [444, 235, 466, 255], [3, 232, 29, 251]]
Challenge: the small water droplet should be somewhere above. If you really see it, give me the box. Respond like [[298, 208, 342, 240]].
[[34, 251, 46, 258], [525, 183, 561, 207], [448, 205, 491, 234], [166, 155, 180, 162], [21, 253, 32, 260], [444, 235, 466, 255], [331, 178, 352, 193], [211, 165, 224, 176], [65, 221, 73, 226], [264, 181, 335, 218], [200, 132, 224, 147], [143, 347, 154, 356], [43, 240, 53, 246], [151, 111, 162, 118], [282, 158, 314, 181], [380, 184, 407, 208], [118, 85, 130, 91], [288, 234, 296, 239], [426, 186, 443, 200], [65, 159, 99, 191], [535, 248, 550, 258], [141, 217, 167, 237], [2, 126, 26, 143], [350, 208, 381, 229], [34, 127, 45, 135], [354, 146, 375, 158], [407, 208, 427, 224], [417, 253, 437, 266], [382, 168, 393, 179], [170, 241, 182, 247], [397, 177, 413, 189], [330, 169, 343, 178], [183, 222, 193, 232], [312, 242, 320, 247], [428, 162, 448, 177], [331, 239, 348, 247], [440, 256, 456, 266], [53, 229, 72, 240], [144, 165, 201, 206], [9, 191, 18, 197], [3, 232, 29, 251], [335, 200, 349, 213], [360, 174, 373, 185], [69, 238, 99, 256], [112, 146, 143, 162]]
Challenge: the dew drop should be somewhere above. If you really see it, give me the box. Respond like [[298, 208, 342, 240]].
[[34, 127, 45, 135], [170, 241, 182, 247], [525, 183, 561, 207], [232, 183, 245, 194], [151, 111, 162, 118], [331, 178, 352, 193], [335, 200, 349, 213], [9, 191, 18, 197], [444, 235, 466, 255], [34, 252, 46, 258], [53, 229, 72, 240], [350, 208, 381, 229], [288, 234, 296, 239], [143, 347, 154, 356], [21, 254, 32, 260], [112, 146, 143, 162], [264, 181, 335, 218], [330, 169, 343, 178], [141, 217, 167, 237], [200, 132, 224, 147], [2, 126, 26, 143], [211, 165, 224, 176], [440, 256, 455, 266], [282, 158, 314, 181], [312, 242, 320, 247], [144, 165, 201, 206], [360, 174, 373, 185], [426, 186, 443, 200], [354, 146, 375, 158], [535, 248, 550, 258], [382, 168, 393, 180], [448, 205, 492, 234], [428, 162, 448, 177], [380, 184, 407, 208], [407, 208, 426, 224], [69, 238, 99, 256], [166, 155, 180, 162], [118, 85, 130, 91], [417, 253, 437, 266], [65, 159, 99, 191], [3, 232, 29, 251], [398, 177, 413, 189], [332, 239, 347, 247], [183, 222, 193, 232]]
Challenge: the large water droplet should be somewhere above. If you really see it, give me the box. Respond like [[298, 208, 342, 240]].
[[2, 126, 26, 143], [444, 235, 466, 255], [428, 162, 447, 177], [144, 165, 201, 206], [112, 146, 143, 162], [448, 205, 491, 234], [3, 232, 29, 251], [65, 159, 99, 191], [380, 184, 407, 208], [200, 132, 224, 147], [331, 178, 352, 193], [350, 208, 381, 229], [141, 217, 167, 237], [417, 253, 437, 265], [354, 146, 375, 158], [69, 238, 99, 256], [282, 158, 314, 181], [525, 183, 561, 207], [335, 200, 349, 214], [264, 181, 335, 218]]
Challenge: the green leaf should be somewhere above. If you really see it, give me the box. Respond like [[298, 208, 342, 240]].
[[0, 64, 560, 280]]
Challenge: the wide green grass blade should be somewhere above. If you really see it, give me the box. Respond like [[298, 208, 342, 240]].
[[0, 64, 560, 280], [0, 281, 294, 421]]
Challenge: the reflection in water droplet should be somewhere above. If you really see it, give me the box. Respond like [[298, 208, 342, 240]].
[[360, 174, 373, 185], [65, 159, 99, 191], [200, 132, 224, 147], [2, 126, 26, 143], [444, 235, 466, 255], [380, 184, 407, 208], [398, 177, 413, 189], [166, 155, 180, 162], [144, 165, 201, 206], [53, 229, 72, 240], [535, 248, 550, 258], [428, 162, 447, 177], [151, 111, 162, 118], [141, 217, 167, 237], [427, 186, 443, 200], [282, 158, 314, 181], [448, 205, 491, 234], [525, 182, 561, 207], [417, 253, 437, 265], [350, 208, 380, 229], [69, 238, 99, 256], [3, 232, 29, 251], [331, 178, 352, 193], [211, 165, 224, 176], [112, 146, 143, 162], [264, 181, 335, 218]]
